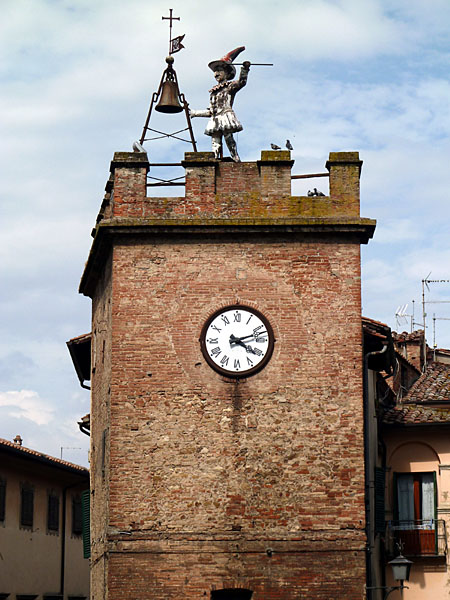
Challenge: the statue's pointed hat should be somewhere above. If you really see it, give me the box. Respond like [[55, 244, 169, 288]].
[[208, 46, 245, 80]]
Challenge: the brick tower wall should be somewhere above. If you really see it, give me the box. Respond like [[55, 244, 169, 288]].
[[81, 151, 375, 600]]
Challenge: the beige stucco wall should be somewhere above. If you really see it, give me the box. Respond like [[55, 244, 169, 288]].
[[0, 452, 89, 599]]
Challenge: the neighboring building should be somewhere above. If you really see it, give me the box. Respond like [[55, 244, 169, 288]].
[[382, 360, 450, 599], [76, 149, 376, 599], [363, 322, 450, 599], [432, 348, 450, 365], [393, 330, 425, 372], [0, 436, 90, 600]]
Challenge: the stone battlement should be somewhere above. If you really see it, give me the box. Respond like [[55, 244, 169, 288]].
[[98, 150, 363, 222], [81, 150, 374, 298]]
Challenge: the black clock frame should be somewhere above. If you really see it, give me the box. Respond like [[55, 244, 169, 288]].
[[199, 304, 275, 378]]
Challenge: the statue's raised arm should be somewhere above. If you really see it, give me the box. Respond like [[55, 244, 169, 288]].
[[190, 46, 250, 162]]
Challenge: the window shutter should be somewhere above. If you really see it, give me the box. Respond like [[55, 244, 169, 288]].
[[374, 466, 386, 535], [47, 494, 60, 531], [72, 495, 83, 535], [0, 479, 5, 521], [21, 486, 34, 527], [81, 489, 90, 559]]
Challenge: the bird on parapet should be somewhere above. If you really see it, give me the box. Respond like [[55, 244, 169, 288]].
[[271, 143, 281, 150], [286, 139, 293, 150], [308, 188, 326, 197]]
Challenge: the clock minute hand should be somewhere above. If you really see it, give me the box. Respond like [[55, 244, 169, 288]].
[[231, 332, 267, 343]]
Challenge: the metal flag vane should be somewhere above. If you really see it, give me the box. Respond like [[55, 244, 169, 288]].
[[162, 9, 185, 55]]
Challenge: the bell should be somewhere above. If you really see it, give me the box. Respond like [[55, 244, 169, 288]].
[[155, 80, 183, 113]]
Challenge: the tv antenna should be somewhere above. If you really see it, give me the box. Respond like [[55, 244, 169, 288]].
[[421, 274, 450, 368], [394, 300, 421, 333], [432, 314, 450, 357], [395, 303, 412, 330]]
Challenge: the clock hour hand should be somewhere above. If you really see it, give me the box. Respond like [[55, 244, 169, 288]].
[[229, 334, 258, 354], [229, 334, 247, 348]]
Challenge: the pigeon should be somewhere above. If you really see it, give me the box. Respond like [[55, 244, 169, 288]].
[[286, 139, 293, 150], [271, 143, 281, 150], [132, 140, 146, 153], [308, 188, 326, 197]]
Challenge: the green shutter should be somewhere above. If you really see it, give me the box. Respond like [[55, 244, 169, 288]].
[[81, 489, 90, 559], [0, 479, 5, 521], [21, 486, 34, 527], [374, 467, 386, 535], [47, 494, 60, 531]]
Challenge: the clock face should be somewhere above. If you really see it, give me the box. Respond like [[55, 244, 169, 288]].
[[200, 305, 274, 378]]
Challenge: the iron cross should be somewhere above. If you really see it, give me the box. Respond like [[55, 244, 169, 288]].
[[162, 9, 180, 54]]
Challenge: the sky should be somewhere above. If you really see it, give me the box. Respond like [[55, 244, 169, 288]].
[[1, 0, 450, 467]]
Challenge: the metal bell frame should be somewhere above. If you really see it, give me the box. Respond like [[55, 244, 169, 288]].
[[139, 55, 197, 151]]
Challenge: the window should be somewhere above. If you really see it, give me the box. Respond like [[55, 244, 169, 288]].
[[47, 494, 60, 532], [0, 478, 5, 521], [393, 472, 438, 555], [20, 485, 34, 527], [396, 472, 436, 523], [72, 495, 82, 535]]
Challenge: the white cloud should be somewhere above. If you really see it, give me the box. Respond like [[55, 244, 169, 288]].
[[0, 390, 55, 425], [1, 0, 450, 461]]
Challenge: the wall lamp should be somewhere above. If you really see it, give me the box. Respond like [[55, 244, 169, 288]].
[[367, 551, 413, 599]]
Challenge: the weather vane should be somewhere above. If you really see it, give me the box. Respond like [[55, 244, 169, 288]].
[[137, 9, 196, 151], [162, 9, 185, 56]]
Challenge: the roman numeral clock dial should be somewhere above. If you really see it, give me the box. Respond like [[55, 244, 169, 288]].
[[200, 305, 275, 377]]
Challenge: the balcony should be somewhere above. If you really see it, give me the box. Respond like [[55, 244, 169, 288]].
[[387, 519, 447, 557]]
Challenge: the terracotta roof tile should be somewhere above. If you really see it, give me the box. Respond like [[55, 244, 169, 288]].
[[67, 332, 91, 344], [362, 316, 389, 340], [0, 437, 88, 474], [393, 330, 424, 343], [383, 404, 450, 425], [402, 362, 450, 404], [363, 316, 389, 328], [383, 362, 450, 425]]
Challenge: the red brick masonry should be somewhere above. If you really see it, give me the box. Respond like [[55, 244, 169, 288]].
[[81, 150, 374, 599]]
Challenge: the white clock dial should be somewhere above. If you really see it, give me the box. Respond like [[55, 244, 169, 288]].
[[200, 305, 274, 377]]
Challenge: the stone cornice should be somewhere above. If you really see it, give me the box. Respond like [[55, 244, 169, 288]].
[[79, 216, 376, 298]]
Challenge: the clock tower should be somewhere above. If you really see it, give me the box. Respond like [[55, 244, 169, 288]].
[[80, 149, 375, 599]]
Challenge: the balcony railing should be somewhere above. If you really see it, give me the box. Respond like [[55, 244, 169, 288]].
[[387, 519, 447, 557]]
